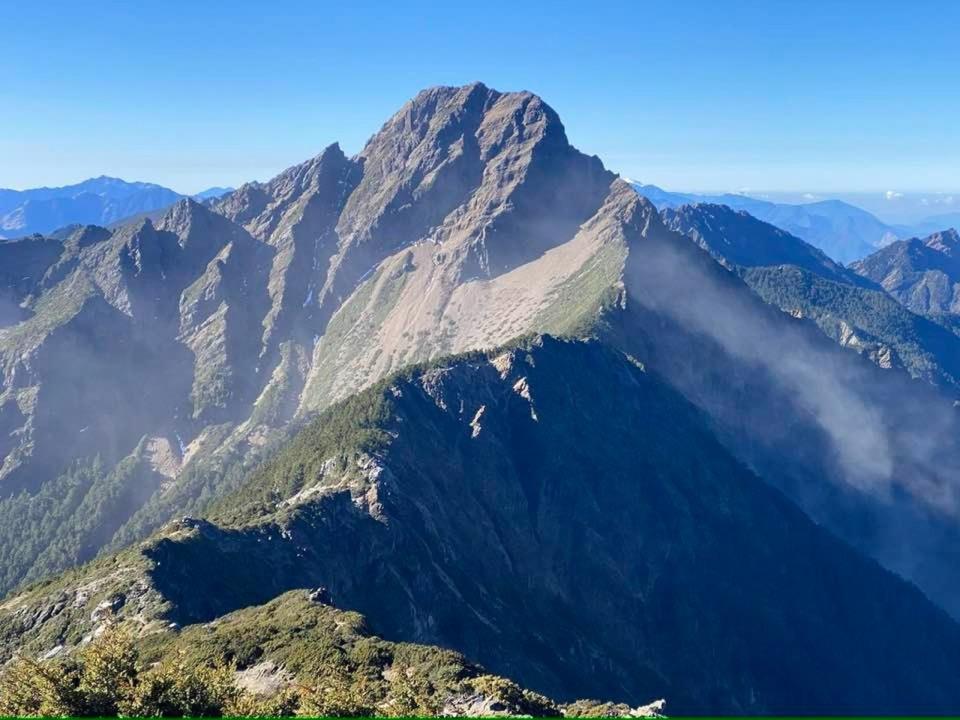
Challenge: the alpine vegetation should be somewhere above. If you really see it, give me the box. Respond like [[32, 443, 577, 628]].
[[2, 79, 960, 717]]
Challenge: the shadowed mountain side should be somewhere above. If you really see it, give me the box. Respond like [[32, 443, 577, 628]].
[[5, 338, 960, 715], [602, 201, 960, 616], [661, 203, 872, 286], [0, 84, 617, 595], [3, 83, 960, 640], [0, 236, 63, 325], [663, 203, 960, 392]]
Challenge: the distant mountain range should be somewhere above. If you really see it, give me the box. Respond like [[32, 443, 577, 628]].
[[0, 178, 233, 238], [631, 182, 957, 264], [4, 172, 951, 271], [907, 212, 960, 238], [192, 186, 235, 201]]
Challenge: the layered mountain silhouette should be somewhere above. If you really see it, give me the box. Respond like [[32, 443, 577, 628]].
[[633, 182, 900, 263], [0, 178, 234, 240], [907, 212, 960, 238], [664, 204, 960, 391], [7, 337, 960, 714], [0, 177, 186, 238], [5, 83, 960, 714], [192, 186, 235, 201]]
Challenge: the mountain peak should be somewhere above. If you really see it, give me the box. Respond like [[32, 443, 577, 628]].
[[925, 227, 960, 255], [156, 196, 210, 230], [361, 82, 571, 164], [155, 196, 250, 268], [853, 227, 960, 315], [75, 175, 168, 195], [285, 142, 350, 185], [192, 186, 234, 201], [408, 80, 491, 105], [605, 178, 659, 227], [359, 82, 500, 160], [9, 82, 960, 717]]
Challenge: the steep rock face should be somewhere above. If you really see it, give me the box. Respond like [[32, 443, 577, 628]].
[[852, 228, 960, 317], [217, 143, 361, 354], [80, 199, 249, 327], [0, 200, 260, 493], [297, 179, 632, 412], [6, 339, 960, 715], [327, 84, 609, 297], [217, 83, 613, 415], [0, 84, 617, 594], [4, 82, 960, 638], [35, 224, 112, 293], [0, 236, 63, 325], [0, 200, 272, 588], [168, 200, 276, 424]]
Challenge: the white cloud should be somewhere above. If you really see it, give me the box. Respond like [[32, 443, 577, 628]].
[[885, 190, 904, 200]]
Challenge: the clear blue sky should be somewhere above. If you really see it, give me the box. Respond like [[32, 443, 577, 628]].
[[2, 0, 958, 195]]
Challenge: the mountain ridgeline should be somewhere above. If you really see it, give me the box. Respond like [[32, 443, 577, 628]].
[[663, 204, 960, 391], [0, 177, 234, 239], [631, 182, 900, 263], [853, 228, 960, 318], [4, 83, 960, 714], [6, 337, 960, 715], [0, 177, 184, 239]]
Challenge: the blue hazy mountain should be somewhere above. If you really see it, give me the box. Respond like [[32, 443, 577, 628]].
[[631, 183, 899, 264], [0, 176, 183, 238], [901, 212, 960, 239], [192, 186, 235, 201]]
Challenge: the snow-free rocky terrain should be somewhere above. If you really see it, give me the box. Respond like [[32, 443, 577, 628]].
[[5, 83, 960, 714]]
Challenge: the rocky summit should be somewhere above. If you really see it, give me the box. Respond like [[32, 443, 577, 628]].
[[853, 228, 960, 318], [5, 83, 960, 715], [0, 83, 621, 593]]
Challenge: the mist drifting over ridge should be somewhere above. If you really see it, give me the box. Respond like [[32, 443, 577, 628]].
[[4, 76, 960, 716]]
